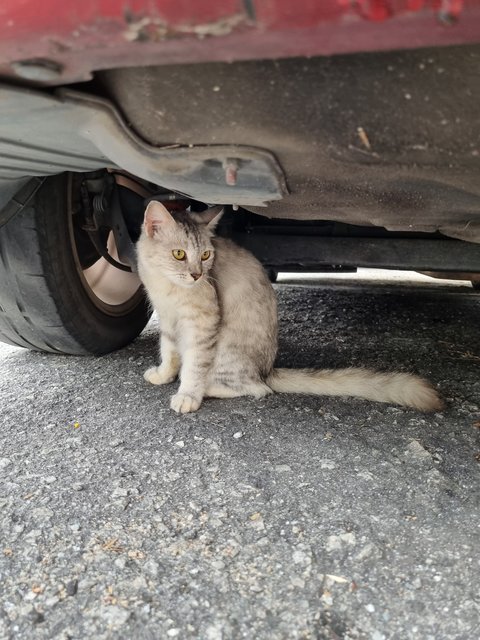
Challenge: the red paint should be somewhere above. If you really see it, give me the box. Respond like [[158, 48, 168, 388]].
[[0, 0, 478, 85], [407, 0, 426, 10], [435, 0, 465, 17], [354, 0, 393, 21], [254, 0, 343, 28], [0, 0, 243, 33]]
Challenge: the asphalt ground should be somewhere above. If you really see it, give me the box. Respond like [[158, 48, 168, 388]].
[[1, 274, 479, 639]]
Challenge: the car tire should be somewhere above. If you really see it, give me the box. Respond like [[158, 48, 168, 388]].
[[0, 173, 150, 355]]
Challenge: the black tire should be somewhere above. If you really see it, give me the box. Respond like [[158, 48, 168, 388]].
[[0, 173, 150, 355], [472, 281, 480, 291]]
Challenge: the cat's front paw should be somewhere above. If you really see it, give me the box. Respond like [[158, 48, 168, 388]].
[[144, 366, 177, 385], [170, 393, 201, 414]]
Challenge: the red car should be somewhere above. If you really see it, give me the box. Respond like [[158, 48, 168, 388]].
[[0, 0, 479, 355]]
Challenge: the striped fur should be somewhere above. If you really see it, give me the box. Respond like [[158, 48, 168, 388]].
[[137, 202, 444, 414]]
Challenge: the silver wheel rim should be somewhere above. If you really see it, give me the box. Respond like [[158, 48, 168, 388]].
[[81, 232, 141, 309]]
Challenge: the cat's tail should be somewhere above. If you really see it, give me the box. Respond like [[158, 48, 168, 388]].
[[266, 368, 444, 412]]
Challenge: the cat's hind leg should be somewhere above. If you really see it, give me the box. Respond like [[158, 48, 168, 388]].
[[206, 382, 272, 399], [144, 333, 180, 385], [206, 384, 243, 399]]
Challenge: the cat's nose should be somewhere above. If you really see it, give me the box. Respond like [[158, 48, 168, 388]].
[[191, 273, 202, 281]]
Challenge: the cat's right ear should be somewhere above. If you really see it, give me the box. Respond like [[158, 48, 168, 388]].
[[203, 206, 224, 230], [144, 201, 176, 238]]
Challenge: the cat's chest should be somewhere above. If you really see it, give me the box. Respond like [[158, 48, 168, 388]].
[[151, 282, 217, 330], [150, 286, 181, 321]]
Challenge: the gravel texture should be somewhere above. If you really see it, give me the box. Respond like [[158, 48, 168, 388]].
[[0, 278, 479, 639]]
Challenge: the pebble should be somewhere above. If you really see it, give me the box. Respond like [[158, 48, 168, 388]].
[[319, 460, 337, 470], [326, 532, 356, 551], [354, 542, 379, 562], [167, 629, 180, 637], [99, 605, 131, 627], [233, 431, 243, 439], [407, 440, 433, 461], [249, 513, 265, 530], [0, 458, 12, 470], [66, 580, 78, 596], [112, 487, 128, 498], [366, 603, 376, 613], [292, 549, 311, 565], [291, 576, 305, 588], [175, 441, 185, 448], [412, 577, 422, 589], [31, 507, 54, 520], [114, 556, 127, 570], [205, 625, 223, 640], [144, 559, 160, 577]]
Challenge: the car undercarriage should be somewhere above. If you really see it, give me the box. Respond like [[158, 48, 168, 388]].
[[0, 1, 479, 354]]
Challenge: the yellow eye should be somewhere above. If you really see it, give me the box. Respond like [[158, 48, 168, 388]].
[[201, 250, 211, 261], [172, 249, 186, 260]]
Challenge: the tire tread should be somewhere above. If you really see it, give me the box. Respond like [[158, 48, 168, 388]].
[[0, 202, 77, 353], [0, 174, 149, 354]]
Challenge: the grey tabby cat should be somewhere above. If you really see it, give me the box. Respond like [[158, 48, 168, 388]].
[[137, 201, 444, 414]]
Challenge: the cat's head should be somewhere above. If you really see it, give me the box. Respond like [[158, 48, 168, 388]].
[[139, 201, 223, 288]]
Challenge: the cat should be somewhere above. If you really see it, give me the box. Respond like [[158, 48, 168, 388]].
[[136, 201, 444, 414]]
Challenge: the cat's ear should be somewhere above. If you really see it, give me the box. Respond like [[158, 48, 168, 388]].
[[144, 201, 176, 238], [194, 206, 224, 231]]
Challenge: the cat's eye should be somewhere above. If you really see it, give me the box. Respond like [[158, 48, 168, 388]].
[[201, 250, 211, 261], [172, 249, 186, 260]]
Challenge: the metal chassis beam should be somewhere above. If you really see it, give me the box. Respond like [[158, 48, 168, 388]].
[[233, 233, 480, 272]]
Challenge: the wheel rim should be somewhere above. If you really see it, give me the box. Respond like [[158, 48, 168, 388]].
[[81, 232, 141, 308], [69, 176, 144, 316]]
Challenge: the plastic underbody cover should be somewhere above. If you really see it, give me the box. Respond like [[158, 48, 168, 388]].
[[0, 85, 286, 208]]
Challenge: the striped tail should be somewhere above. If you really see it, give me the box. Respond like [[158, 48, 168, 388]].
[[266, 367, 444, 412]]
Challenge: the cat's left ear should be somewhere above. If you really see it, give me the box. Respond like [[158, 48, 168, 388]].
[[196, 206, 224, 231], [144, 201, 176, 238]]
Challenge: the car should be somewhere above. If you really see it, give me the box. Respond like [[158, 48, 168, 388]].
[[0, 0, 479, 355]]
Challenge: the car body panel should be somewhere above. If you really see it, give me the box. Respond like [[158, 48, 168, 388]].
[[1, 1, 480, 84]]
